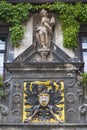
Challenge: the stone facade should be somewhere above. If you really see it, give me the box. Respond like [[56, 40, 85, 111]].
[[0, 8, 87, 130]]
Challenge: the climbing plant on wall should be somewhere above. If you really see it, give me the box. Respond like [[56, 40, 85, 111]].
[[0, 1, 32, 47], [0, 1, 87, 48]]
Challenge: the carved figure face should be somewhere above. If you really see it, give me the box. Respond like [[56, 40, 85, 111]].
[[38, 93, 50, 107]]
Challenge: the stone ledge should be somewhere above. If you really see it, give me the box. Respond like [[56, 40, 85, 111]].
[[0, 123, 87, 126], [0, 123, 87, 130]]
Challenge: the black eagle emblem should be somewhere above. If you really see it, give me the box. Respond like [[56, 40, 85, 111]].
[[23, 81, 64, 123]]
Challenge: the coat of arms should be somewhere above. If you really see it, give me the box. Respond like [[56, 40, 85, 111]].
[[23, 81, 64, 123]]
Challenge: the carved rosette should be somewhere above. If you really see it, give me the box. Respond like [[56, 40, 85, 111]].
[[66, 93, 76, 103]]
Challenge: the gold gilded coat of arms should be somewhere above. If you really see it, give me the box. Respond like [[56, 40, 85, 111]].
[[23, 81, 64, 123]]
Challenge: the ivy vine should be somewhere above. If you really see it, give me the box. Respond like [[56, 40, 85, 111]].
[[0, 1, 32, 47], [81, 72, 87, 87], [0, 1, 87, 48]]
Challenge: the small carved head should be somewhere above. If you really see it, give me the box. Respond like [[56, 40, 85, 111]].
[[40, 9, 48, 17]]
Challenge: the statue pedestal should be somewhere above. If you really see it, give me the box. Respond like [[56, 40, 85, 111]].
[[38, 48, 50, 61]]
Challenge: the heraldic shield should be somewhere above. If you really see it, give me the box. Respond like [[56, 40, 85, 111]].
[[23, 81, 65, 123], [38, 93, 50, 107]]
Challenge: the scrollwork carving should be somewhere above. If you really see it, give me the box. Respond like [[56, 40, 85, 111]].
[[3, 79, 11, 88], [78, 104, 87, 122], [0, 104, 8, 116], [78, 104, 87, 115]]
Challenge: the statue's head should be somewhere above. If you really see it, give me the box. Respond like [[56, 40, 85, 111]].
[[40, 9, 48, 17]]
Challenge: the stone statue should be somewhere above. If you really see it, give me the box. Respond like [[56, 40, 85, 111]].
[[35, 9, 55, 49]]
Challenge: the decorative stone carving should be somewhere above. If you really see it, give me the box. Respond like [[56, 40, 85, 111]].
[[11, 108, 21, 116], [77, 89, 83, 103], [66, 108, 78, 123], [3, 79, 11, 88], [23, 81, 64, 123], [76, 71, 84, 104], [66, 93, 75, 103], [3, 78, 11, 96], [38, 48, 50, 61], [76, 71, 82, 86], [66, 109, 77, 115], [79, 104, 87, 115], [0, 104, 8, 116], [78, 104, 87, 122], [65, 79, 75, 88], [10, 81, 22, 122], [13, 93, 22, 104], [13, 82, 22, 91]]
